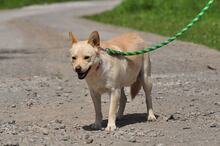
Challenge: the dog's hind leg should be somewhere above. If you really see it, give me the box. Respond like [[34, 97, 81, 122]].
[[117, 88, 127, 119], [142, 76, 156, 121], [141, 54, 156, 121]]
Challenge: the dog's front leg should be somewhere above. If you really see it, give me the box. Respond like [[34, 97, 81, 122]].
[[90, 89, 102, 130], [105, 89, 121, 131]]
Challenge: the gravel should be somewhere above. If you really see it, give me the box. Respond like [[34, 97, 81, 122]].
[[0, 0, 219, 146]]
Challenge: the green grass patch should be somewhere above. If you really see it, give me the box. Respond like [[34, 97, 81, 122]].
[[86, 0, 220, 51], [0, 0, 80, 9]]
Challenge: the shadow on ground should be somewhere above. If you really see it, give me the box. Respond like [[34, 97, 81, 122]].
[[0, 48, 36, 60], [82, 113, 160, 131]]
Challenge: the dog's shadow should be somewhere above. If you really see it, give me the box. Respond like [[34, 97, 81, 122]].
[[82, 113, 159, 131]]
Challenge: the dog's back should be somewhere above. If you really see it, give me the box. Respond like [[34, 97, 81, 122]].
[[102, 32, 146, 53], [101, 32, 147, 73]]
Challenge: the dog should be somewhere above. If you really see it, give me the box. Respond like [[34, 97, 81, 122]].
[[69, 31, 156, 131]]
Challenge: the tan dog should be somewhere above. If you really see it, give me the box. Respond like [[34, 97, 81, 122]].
[[69, 31, 156, 131]]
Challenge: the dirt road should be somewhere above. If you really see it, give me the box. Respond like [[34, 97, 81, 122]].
[[0, 0, 219, 146]]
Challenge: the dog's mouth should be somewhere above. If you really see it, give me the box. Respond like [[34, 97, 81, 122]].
[[77, 66, 91, 80]]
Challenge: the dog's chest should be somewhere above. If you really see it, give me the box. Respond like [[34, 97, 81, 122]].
[[86, 54, 142, 93], [86, 76, 110, 94]]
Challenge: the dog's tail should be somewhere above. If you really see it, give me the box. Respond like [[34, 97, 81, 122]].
[[130, 79, 142, 100]]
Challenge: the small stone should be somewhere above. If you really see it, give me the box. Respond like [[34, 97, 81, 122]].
[[64, 93, 69, 97], [209, 111, 215, 114], [62, 135, 70, 141], [85, 138, 93, 144], [54, 126, 59, 130], [59, 124, 66, 129], [26, 100, 34, 108], [11, 104, 16, 108], [207, 65, 216, 70], [58, 102, 64, 105], [56, 92, 61, 97], [214, 102, 220, 106], [57, 86, 64, 91], [55, 119, 62, 124], [130, 127, 135, 131], [25, 88, 32, 92], [130, 132, 136, 136], [42, 128, 49, 135], [203, 111, 215, 116], [156, 96, 164, 99], [210, 123, 218, 128], [155, 143, 165, 146], [8, 120, 16, 125], [166, 113, 181, 121], [83, 134, 90, 140], [33, 92, 38, 97], [182, 126, 191, 130], [150, 133, 158, 137], [107, 141, 113, 145], [137, 132, 145, 136], [117, 131, 125, 136], [11, 130, 18, 135], [128, 136, 136, 143]]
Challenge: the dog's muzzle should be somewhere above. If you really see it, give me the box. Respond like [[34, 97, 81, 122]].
[[76, 66, 91, 79]]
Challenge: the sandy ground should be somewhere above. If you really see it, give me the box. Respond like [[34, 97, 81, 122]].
[[0, 0, 219, 146]]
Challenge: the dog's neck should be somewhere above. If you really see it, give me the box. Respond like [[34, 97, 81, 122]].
[[86, 51, 109, 81], [95, 58, 102, 71]]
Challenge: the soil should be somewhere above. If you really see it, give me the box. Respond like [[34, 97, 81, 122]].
[[0, 0, 219, 146]]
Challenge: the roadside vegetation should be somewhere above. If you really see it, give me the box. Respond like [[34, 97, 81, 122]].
[[87, 0, 220, 51], [0, 0, 80, 9]]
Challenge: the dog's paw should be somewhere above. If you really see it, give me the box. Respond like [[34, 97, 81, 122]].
[[90, 123, 102, 130], [147, 112, 157, 121], [105, 124, 117, 132]]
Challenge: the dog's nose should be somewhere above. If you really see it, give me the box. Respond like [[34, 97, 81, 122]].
[[75, 66, 82, 73]]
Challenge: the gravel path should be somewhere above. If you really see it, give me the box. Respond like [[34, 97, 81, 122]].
[[0, 0, 219, 146]]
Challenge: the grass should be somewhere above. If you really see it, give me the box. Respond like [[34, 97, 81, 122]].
[[86, 0, 220, 51], [0, 0, 80, 9]]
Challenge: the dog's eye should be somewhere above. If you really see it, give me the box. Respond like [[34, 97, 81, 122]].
[[72, 56, 76, 60], [84, 56, 90, 60]]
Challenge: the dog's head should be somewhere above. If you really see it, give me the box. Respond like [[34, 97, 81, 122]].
[[69, 31, 100, 80]]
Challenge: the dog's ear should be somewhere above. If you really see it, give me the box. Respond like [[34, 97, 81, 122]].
[[69, 32, 78, 45], [88, 31, 100, 47]]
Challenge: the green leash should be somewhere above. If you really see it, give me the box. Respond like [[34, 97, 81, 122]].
[[106, 0, 215, 56]]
